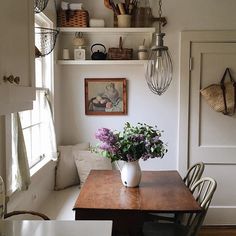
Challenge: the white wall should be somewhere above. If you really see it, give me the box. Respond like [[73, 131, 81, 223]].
[[56, 0, 236, 171]]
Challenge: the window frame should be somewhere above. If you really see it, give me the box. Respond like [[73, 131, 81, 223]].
[[5, 12, 55, 196]]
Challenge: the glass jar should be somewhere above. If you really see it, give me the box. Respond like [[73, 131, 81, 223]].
[[132, 0, 153, 27], [138, 45, 148, 60]]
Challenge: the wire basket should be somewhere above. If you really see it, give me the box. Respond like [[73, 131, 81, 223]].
[[35, 27, 59, 57], [34, 0, 49, 13]]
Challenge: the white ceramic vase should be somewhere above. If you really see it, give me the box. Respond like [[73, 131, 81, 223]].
[[121, 160, 142, 187]]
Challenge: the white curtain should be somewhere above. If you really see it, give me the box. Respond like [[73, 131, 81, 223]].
[[44, 93, 57, 161], [0, 176, 5, 219], [11, 113, 31, 192], [7, 92, 57, 195]]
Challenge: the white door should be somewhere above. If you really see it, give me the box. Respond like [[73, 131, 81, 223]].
[[189, 42, 236, 224]]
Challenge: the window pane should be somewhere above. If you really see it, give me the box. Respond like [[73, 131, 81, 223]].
[[31, 125, 41, 166], [35, 59, 43, 87], [32, 92, 40, 124], [20, 110, 32, 129], [23, 128, 32, 166]]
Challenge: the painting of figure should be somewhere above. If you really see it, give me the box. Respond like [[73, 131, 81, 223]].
[[85, 78, 127, 115]]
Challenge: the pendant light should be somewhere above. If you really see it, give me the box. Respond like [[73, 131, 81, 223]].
[[145, 0, 173, 95]]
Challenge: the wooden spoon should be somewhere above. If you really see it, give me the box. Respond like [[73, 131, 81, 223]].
[[104, 0, 112, 9]]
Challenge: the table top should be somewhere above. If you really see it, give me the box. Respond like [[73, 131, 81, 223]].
[[0, 220, 113, 236], [74, 170, 202, 213]]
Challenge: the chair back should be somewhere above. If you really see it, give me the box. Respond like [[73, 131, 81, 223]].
[[183, 162, 205, 189], [186, 177, 217, 236], [0, 176, 5, 219], [0, 176, 50, 220]]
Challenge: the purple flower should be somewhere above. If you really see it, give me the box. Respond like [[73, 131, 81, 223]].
[[99, 142, 111, 151], [141, 153, 152, 161], [132, 134, 145, 143], [95, 128, 117, 144], [110, 146, 119, 154], [126, 154, 135, 162], [94, 122, 167, 163], [152, 136, 160, 143]]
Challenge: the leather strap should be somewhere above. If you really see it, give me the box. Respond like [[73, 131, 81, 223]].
[[220, 68, 236, 115]]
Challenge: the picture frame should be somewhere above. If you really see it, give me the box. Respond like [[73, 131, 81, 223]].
[[85, 78, 127, 115]]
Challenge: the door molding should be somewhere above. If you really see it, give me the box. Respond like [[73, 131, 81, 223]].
[[179, 31, 236, 175]]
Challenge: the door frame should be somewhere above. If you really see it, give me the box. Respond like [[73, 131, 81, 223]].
[[179, 31, 236, 175]]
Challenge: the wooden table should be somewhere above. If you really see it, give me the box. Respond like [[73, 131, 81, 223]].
[[73, 170, 202, 235]]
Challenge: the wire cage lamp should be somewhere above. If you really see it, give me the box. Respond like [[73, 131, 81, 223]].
[[34, 0, 49, 13], [145, 0, 173, 96], [35, 27, 59, 58]]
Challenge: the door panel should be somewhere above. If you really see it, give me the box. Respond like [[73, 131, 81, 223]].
[[190, 43, 236, 164], [189, 42, 236, 224]]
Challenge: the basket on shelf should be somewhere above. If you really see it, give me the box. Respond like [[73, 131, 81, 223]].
[[57, 10, 89, 27], [34, 0, 49, 13], [108, 37, 133, 60], [35, 27, 59, 57]]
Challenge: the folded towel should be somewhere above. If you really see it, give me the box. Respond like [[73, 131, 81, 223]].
[[61, 1, 69, 10], [61, 1, 83, 10], [70, 3, 83, 10], [89, 19, 105, 27]]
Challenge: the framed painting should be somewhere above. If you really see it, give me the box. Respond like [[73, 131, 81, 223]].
[[85, 78, 127, 115]]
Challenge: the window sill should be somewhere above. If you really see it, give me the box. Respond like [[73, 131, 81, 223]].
[[30, 156, 52, 177]]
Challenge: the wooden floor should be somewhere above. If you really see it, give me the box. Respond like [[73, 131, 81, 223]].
[[199, 226, 236, 236]]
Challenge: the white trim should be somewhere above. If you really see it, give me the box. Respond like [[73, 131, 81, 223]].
[[57, 60, 148, 65], [210, 206, 236, 209], [5, 115, 13, 196], [30, 156, 52, 177], [35, 12, 53, 28], [59, 27, 155, 34], [179, 31, 236, 176]]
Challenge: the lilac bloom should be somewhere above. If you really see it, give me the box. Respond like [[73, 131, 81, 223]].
[[99, 142, 111, 151], [152, 136, 160, 143], [95, 128, 117, 145]]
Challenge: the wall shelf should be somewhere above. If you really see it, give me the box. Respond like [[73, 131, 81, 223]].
[[58, 27, 156, 34], [58, 27, 154, 66], [57, 60, 148, 65]]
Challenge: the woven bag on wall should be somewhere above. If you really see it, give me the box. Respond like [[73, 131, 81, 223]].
[[200, 68, 236, 116]]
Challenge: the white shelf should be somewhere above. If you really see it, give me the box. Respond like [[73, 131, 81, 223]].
[[57, 60, 148, 65], [58, 27, 155, 34]]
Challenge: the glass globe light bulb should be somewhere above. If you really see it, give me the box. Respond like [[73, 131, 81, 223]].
[[145, 33, 173, 95]]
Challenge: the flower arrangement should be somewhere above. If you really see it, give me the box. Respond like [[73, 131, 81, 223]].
[[94, 122, 167, 163]]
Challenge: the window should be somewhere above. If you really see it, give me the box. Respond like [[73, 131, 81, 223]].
[[6, 13, 56, 195], [19, 13, 54, 169]]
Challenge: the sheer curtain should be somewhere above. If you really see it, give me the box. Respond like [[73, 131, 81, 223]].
[[7, 92, 57, 195], [44, 92, 57, 161], [10, 113, 31, 193]]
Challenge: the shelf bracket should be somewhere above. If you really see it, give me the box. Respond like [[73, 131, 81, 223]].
[[152, 17, 167, 27]]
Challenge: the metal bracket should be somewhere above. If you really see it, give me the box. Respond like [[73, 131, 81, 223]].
[[152, 17, 167, 27]]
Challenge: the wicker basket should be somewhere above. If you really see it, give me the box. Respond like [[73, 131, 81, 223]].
[[108, 37, 133, 60], [57, 10, 89, 27]]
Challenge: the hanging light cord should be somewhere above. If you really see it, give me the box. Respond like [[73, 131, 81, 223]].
[[158, 0, 162, 34], [145, 0, 173, 96]]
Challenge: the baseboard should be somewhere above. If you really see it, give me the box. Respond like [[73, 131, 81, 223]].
[[202, 225, 236, 229], [201, 225, 236, 232], [204, 207, 236, 224]]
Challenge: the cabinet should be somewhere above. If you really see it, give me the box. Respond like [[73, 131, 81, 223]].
[[0, 0, 35, 115], [57, 27, 155, 65]]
